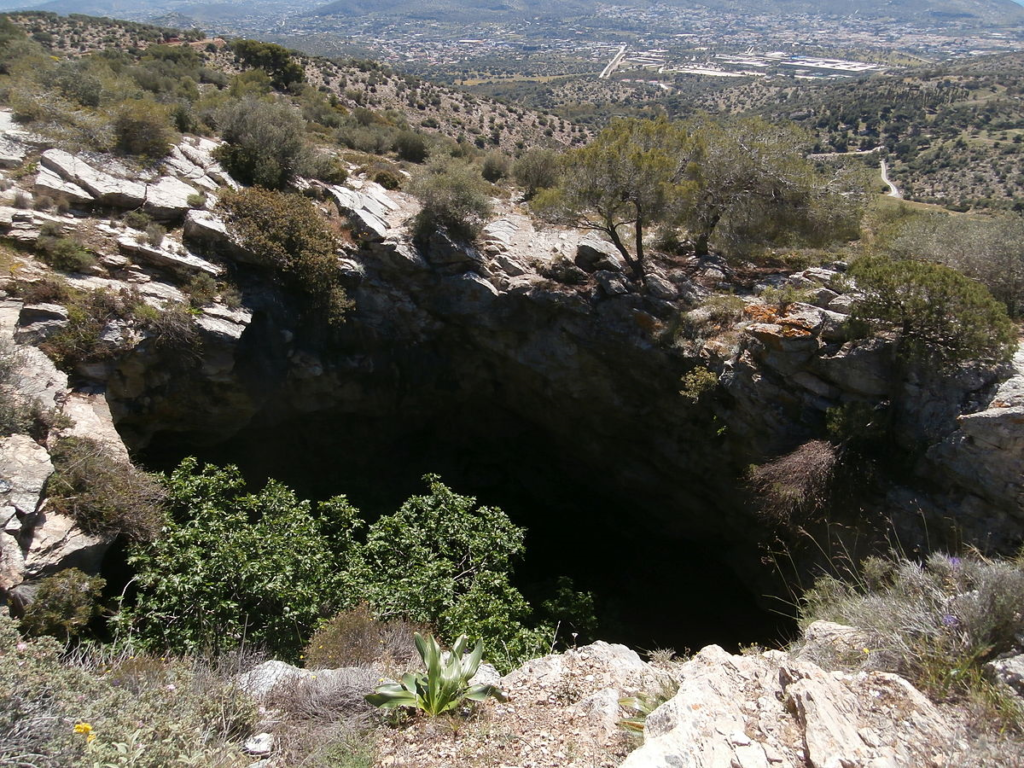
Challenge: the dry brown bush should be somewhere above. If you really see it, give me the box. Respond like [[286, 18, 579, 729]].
[[748, 439, 838, 526], [304, 604, 426, 672]]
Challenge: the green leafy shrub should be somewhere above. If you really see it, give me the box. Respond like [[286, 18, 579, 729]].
[[215, 96, 313, 189], [45, 436, 165, 542], [230, 39, 305, 89], [481, 151, 510, 183], [679, 365, 718, 403], [117, 458, 361, 659], [374, 168, 402, 190], [39, 287, 135, 371], [19, 568, 106, 642], [123, 209, 152, 230], [144, 222, 165, 247], [365, 633, 506, 716], [409, 158, 491, 242], [184, 272, 217, 307], [849, 254, 1017, 366], [884, 213, 1024, 318], [344, 474, 551, 669], [219, 186, 351, 325], [394, 130, 428, 163], [111, 98, 175, 158], [35, 233, 96, 272]]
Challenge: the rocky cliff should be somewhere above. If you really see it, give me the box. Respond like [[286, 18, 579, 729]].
[[0, 108, 1022, 620]]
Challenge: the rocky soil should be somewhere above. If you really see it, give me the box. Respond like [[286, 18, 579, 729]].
[[235, 628, 1024, 768]]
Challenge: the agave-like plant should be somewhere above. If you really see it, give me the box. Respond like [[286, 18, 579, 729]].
[[366, 632, 507, 716]]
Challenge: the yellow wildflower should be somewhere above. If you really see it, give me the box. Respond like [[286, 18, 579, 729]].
[[74, 723, 93, 735]]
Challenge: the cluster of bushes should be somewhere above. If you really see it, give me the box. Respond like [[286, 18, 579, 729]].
[[877, 208, 1024, 319], [114, 462, 579, 672]]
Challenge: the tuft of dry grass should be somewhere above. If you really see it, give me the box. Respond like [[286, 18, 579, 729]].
[[801, 550, 1024, 734]]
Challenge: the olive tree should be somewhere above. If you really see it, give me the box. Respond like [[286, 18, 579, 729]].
[[533, 117, 690, 280], [682, 116, 861, 255]]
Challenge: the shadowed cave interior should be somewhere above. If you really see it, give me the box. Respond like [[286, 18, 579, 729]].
[[134, 398, 796, 655]]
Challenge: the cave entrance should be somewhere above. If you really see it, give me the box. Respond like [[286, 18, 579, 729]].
[[137, 395, 795, 655]]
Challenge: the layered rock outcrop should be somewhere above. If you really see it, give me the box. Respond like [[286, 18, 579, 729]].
[[0, 121, 1021, 633]]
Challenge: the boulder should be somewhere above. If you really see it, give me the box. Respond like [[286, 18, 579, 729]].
[[814, 338, 892, 398], [482, 218, 517, 254], [238, 660, 307, 698], [502, 641, 649, 696], [365, 238, 429, 273], [14, 303, 69, 344], [595, 270, 630, 297], [21, 508, 110, 580], [985, 654, 1024, 697], [349, 208, 389, 243], [12, 346, 68, 412], [118, 235, 222, 277], [645, 274, 677, 300], [575, 238, 625, 273], [793, 620, 871, 669], [34, 169, 94, 207], [491, 250, 530, 278], [0, 434, 52, 518], [425, 229, 484, 271], [621, 645, 953, 768], [59, 392, 130, 464], [182, 208, 250, 262], [244, 733, 274, 756], [40, 149, 146, 208], [143, 176, 198, 221], [442, 272, 500, 315], [827, 294, 855, 315]]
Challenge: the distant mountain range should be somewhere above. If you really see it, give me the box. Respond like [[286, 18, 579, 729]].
[[0, 0, 1021, 27], [306, 0, 1024, 24]]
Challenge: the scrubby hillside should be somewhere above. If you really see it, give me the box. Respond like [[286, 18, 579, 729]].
[[0, 10, 1022, 768]]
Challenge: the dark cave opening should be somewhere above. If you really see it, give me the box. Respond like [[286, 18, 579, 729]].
[[135, 397, 796, 656]]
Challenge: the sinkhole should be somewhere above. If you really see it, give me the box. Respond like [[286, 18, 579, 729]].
[[135, 392, 795, 655]]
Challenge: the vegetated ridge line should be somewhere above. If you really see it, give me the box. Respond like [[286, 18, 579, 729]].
[[600, 45, 627, 79]]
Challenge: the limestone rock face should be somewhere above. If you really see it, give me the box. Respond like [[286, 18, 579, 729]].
[[41, 149, 147, 208], [117, 233, 222, 277], [34, 168, 94, 206], [926, 345, 1024, 523], [143, 176, 199, 221], [621, 645, 953, 768]]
